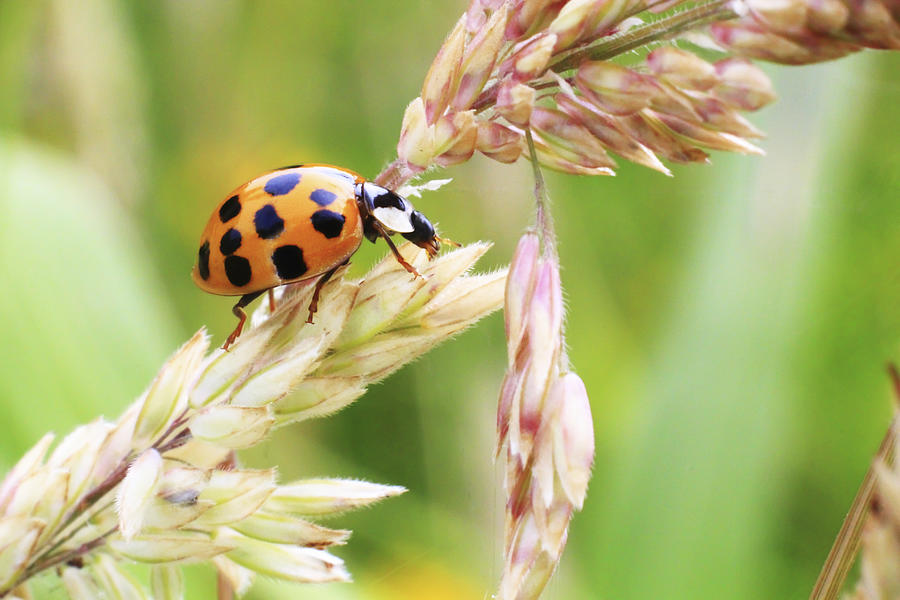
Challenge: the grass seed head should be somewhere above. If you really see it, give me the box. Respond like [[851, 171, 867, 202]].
[[387, 0, 885, 179], [0, 242, 503, 596]]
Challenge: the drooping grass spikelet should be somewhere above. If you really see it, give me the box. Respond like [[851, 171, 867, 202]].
[[497, 232, 595, 600], [494, 126, 597, 600]]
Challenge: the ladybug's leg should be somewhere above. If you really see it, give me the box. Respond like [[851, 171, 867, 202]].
[[267, 289, 276, 313], [306, 261, 347, 323], [224, 290, 264, 350], [374, 224, 422, 278]]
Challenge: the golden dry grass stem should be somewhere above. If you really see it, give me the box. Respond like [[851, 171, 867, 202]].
[[0, 243, 505, 599], [813, 414, 897, 600], [822, 366, 900, 600]]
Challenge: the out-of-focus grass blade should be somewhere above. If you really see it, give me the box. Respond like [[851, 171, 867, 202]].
[[0, 139, 179, 458]]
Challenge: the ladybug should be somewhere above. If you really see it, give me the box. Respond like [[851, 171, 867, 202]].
[[193, 164, 445, 349]]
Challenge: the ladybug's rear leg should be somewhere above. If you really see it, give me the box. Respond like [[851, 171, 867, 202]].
[[267, 289, 276, 313], [306, 261, 348, 323], [224, 290, 265, 350]]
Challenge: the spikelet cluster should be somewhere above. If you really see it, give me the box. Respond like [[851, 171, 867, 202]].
[[0, 243, 505, 599], [377, 4, 900, 600], [715, 0, 900, 64], [388, 0, 780, 182], [496, 232, 594, 599]]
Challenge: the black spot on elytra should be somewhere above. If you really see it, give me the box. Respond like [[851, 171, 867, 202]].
[[311, 210, 345, 239], [309, 188, 337, 206], [219, 228, 242, 255], [372, 191, 406, 210], [197, 241, 210, 280], [272, 245, 308, 280], [254, 205, 285, 239], [224, 255, 252, 286], [264, 172, 301, 196], [219, 195, 241, 223]]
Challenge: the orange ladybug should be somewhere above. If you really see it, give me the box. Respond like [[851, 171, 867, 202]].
[[193, 164, 443, 349]]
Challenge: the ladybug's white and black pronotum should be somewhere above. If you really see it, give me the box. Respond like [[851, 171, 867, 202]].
[[193, 164, 446, 349]]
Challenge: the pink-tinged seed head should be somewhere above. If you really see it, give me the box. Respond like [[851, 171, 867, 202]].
[[746, 0, 810, 34], [421, 16, 467, 125], [517, 259, 563, 457], [504, 32, 558, 81], [710, 21, 860, 64], [555, 93, 670, 174], [433, 110, 478, 167], [712, 58, 777, 110], [397, 97, 434, 170], [453, 6, 510, 110], [525, 259, 562, 374], [806, 0, 850, 34], [584, 0, 649, 40], [647, 47, 719, 91], [501, 514, 541, 597], [531, 107, 617, 170], [466, 0, 505, 32], [648, 84, 703, 123], [616, 112, 710, 164], [654, 112, 764, 154], [532, 147, 618, 175], [845, 0, 900, 49], [531, 487, 575, 559], [505, 232, 541, 346], [476, 121, 524, 163], [548, 0, 601, 49], [496, 80, 537, 127], [497, 371, 518, 453], [532, 379, 563, 508], [506, 0, 566, 39], [503, 506, 571, 600], [575, 61, 661, 116], [690, 95, 766, 138], [553, 373, 594, 509]]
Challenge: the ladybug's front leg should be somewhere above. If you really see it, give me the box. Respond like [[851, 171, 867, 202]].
[[373, 223, 422, 278], [224, 290, 265, 350]]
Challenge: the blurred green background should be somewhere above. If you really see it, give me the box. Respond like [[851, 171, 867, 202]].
[[1, 1, 899, 598]]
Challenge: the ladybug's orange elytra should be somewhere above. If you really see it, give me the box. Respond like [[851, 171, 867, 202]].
[[193, 164, 443, 349]]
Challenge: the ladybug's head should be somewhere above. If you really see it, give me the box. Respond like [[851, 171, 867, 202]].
[[401, 210, 440, 258], [357, 183, 441, 257]]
